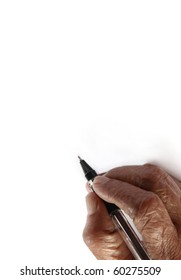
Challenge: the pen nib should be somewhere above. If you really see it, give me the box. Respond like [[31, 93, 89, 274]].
[[78, 155, 82, 161]]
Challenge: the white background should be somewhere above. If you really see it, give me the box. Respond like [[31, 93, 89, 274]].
[[0, 1, 181, 278]]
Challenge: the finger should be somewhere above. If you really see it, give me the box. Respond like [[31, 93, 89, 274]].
[[93, 175, 181, 259], [85, 182, 92, 192], [83, 192, 133, 259], [93, 175, 157, 220], [85, 173, 106, 192], [170, 175, 181, 190], [106, 164, 181, 226]]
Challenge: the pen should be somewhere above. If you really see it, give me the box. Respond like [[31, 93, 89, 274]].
[[78, 156, 150, 260]]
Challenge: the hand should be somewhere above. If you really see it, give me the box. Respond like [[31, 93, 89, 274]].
[[83, 164, 181, 259]]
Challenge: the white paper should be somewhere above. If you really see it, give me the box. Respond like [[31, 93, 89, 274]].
[[0, 2, 181, 278]]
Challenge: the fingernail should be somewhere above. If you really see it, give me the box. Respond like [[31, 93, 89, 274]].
[[85, 194, 97, 215], [85, 182, 93, 193], [93, 175, 110, 185]]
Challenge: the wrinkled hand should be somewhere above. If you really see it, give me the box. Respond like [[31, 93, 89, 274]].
[[83, 164, 181, 260]]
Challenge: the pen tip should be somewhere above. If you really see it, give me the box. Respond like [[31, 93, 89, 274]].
[[78, 155, 82, 161]]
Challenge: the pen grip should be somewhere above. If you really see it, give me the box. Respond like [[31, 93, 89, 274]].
[[104, 201, 119, 214], [111, 209, 150, 260]]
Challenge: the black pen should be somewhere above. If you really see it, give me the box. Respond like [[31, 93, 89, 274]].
[[78, 156, 150, 260]]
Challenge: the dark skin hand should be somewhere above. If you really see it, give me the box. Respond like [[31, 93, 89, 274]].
[[83, 164, 181, 260]]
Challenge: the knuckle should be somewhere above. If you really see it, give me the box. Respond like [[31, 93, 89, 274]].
[[82, 228, 102, 252], [143, 163, 168, 184], [143, 191, 160, 206], [82, 228, 93, 246], [137, 192, 161, 217]]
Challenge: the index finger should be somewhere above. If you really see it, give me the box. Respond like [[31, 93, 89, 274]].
[[105, 164, 181, 226]]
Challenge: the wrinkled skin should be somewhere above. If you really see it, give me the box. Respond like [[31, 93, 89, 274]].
[[83, 164, 181, 260]]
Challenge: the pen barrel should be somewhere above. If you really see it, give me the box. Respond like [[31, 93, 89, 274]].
[[111, 209, 150, 260]]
